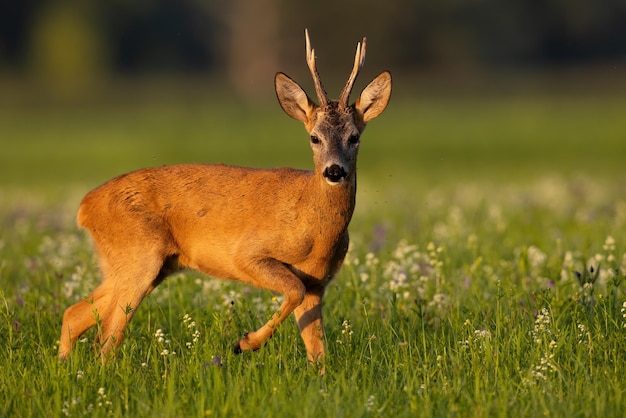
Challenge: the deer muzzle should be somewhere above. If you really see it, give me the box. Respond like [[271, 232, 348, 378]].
[[323, 164, 348, 185]]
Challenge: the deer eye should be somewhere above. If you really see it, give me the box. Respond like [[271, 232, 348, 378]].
[[310, 135, 320, 144], [348, 134, 360, 145]]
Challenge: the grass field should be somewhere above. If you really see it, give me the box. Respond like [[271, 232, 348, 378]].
[[1, 85, 626, 417]]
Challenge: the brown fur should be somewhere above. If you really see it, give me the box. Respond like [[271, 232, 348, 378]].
[[58, 30, 392, 367]]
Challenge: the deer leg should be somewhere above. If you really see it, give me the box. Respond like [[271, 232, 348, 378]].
[[59, 250, 167, 360], [293, 288, 326, 365], [59, 280, 115, 359], [230, 259, 305, 353], [94, 288, 143, 360], [96, 256, 170, 360]]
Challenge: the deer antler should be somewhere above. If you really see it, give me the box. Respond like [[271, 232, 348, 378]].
[[305, 29, 329, 108], [339, 37, 366, 109]]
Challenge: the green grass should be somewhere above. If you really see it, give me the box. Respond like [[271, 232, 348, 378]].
[[1, 90, 626, 417]]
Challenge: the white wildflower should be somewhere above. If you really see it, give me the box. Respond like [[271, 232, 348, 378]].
[[365, 395, 376, 412], [365, 252, 379, 267], [336, 320, 353, 344], [527, 246, 547, 271], [603, 236, 615, 252], [155, 329, 165, 343], [474, 329, 492, 339]]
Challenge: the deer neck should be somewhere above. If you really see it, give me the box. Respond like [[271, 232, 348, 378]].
[[304, 169, 357, 230]]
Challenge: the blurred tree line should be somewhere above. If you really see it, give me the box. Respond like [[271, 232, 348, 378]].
[[1, 0, 625, 98]]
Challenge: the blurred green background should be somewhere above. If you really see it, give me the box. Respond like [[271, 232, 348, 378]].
[[1, 0, 625, 194]]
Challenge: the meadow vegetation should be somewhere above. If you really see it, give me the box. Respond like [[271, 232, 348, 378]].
[[1, 86, 625, 417]]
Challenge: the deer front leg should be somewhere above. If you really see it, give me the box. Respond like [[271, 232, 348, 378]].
[[231, 259, 305, 353], [293, 289, 326, 365]]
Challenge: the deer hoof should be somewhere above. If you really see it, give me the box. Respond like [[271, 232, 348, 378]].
[[233, 332, 251, 354]]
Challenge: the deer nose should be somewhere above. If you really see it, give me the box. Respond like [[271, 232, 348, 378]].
[[323, 164, 347, 184]]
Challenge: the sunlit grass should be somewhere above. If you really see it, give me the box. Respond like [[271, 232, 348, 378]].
[[1, 95, 625, 416]]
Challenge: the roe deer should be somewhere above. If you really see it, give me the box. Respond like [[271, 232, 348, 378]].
[[59, 29, 392, 366]]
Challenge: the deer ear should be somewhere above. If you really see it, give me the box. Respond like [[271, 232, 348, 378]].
[[275, 72, 317, 124], [355, 71, 392, 122]]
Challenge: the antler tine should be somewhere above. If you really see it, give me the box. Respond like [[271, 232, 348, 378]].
[[338, 37, 367, 109], [305, 29, 329, 107]]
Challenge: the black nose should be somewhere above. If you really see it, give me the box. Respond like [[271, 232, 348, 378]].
[[323, 164, 347, 183]]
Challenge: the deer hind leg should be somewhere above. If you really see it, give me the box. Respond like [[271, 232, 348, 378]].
[[59, 250, 168, 360], [229, 258, 306, 354], [59, 279, 115, 359]]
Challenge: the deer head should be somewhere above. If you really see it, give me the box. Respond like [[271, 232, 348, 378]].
[[275, 29, 392, 186]]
